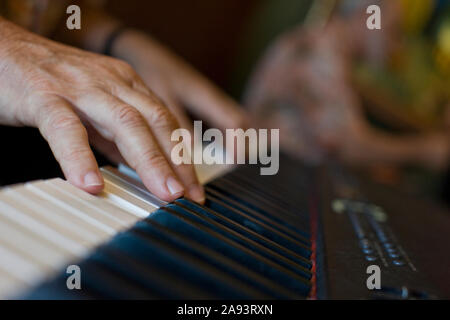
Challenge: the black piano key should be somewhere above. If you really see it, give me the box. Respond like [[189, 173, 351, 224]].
[[75, 258, 157, 299], [135, 220, 301, 299], [210, 178, 310, 228], [30, 258, 156, 300], [151, 207, 311, 296], [220, 173, 309, 216], [232, 176, 310, 219], [110, 230, 267, 299], [228, 162, 313, 207], [90, 245, 213, 299], [23, 275, 94, 300], [176, 198, 312, 270], [206, 183, 310, 238], [165, 203, 311, 279], [205, 186, 310, 245], [200, 195, 312, 259], [25, 251, 167, 300], [209, 177, 310, 226]]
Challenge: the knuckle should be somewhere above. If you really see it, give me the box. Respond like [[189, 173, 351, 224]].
[[60, 146, 92, 163], [113, 59, 135, 77], [149, 106, 178, 129], [113, 104, 144, 129], [39, 105, 81, 135], [132, 79, 151, 94], [137, 149, 168, 170], [49, 113, 81, 131], [116, 59, 132, 70]]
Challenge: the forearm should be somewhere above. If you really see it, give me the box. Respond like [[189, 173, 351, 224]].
[[55, 9, 172, 69], [361, 130, 423, 164], [111, 28, 186, 75], [351, 126, 448, 169]]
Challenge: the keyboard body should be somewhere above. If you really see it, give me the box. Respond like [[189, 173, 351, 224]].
[[319, 165, 450, 299]]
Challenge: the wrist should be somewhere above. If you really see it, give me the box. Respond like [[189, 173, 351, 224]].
[[102, 25, 128, 56], [62, 9, 122, 53], [110, 29, 150, 63], [111, 29, 175, 70]]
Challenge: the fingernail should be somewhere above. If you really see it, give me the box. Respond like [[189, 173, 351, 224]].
[[84, 171, 103, 187], [166, 176, 184, 196], [188, 184, 205, 204]]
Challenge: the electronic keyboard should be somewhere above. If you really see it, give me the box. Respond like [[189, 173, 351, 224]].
[[0, 154, 449, 299]]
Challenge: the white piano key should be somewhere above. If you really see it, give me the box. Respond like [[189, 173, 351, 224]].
[[102, 173, 160, 210], [118, 160, 233, 185], [0, 272, 27, 300], [118, 163, 141, 182], [0, 244, 45, 287], [1, 188, 102, 246], [46, 179, 138, 227], [25, 181, 115, 235], [0, 216, 66, 273], [0, 235, 51, 277], [100, 178, 157, 218], [99, 190, 149, 218], [0, 200, 87, 257], [0, 210, 78, 263], [101, 167, 167, 208], [0, 166, 183, 299], [32, 180, 124, 231]]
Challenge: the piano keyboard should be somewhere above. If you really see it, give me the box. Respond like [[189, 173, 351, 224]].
[[0, 156, 317, 299], [1, 154, 449, 299]]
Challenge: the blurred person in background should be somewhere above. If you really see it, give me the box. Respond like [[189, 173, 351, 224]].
[[244, 0, 449, 170], [237, 0, 449, 203]]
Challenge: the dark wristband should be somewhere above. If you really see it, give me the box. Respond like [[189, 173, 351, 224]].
[[103, 25, 128, 56]]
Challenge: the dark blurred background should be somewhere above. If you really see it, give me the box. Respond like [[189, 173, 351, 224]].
[[107, 0, 258, 91]]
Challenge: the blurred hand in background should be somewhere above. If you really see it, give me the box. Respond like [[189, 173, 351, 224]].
[[244, 0, 449, 170]]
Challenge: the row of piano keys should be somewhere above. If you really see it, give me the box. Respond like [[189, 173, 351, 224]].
[[0, 161, 315, 299]]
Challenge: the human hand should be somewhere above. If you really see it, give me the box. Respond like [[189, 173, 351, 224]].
[[244, 25, 449, 170], [244, 26, 363, 163], [0, 18, 204, 203]]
